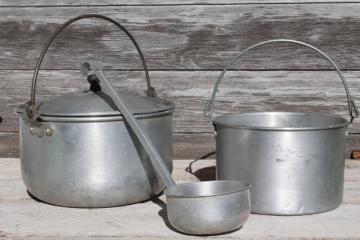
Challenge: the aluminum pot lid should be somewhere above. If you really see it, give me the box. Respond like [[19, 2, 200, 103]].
[[37, 90, 174, 118]]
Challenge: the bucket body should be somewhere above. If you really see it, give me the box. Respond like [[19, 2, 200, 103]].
[[214, 112, 347, 215], [204, 39, 358, 215]]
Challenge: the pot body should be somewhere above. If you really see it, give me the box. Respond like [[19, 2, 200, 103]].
[[214, 112, 347, 215], [19, 111, 173, 208]]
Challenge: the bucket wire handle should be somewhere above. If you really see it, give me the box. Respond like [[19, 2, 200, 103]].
[[204, 39, 359, 123], [26, 14, 155, 120]]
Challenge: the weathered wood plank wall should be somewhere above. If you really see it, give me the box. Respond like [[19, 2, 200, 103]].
[[1, 1, 360, 158]]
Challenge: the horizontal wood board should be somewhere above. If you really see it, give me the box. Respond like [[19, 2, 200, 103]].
[[1, 1, 360, 6], [2, 70, 360, 158], [1, 4, 360, 70], [1, 70, 360, 132], [1, 158, 360, 239]]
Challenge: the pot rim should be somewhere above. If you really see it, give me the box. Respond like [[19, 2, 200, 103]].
[[38, 109, 174, 122], [37, 94, 175, 117], [16, 104, 174, 122], [212, 112, 349, 131], [165, 180, 251, 199]]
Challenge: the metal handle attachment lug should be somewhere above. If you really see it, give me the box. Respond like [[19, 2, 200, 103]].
[[29, 123, 53, 138]]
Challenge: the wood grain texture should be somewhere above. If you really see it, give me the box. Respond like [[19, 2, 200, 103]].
[[0, 1, 357, 7], [0, 133, 18, 158], [3, 198, 360, 239], [1, 158, 360, 239], [2, 2, 360, 160], [1, 4, 360, 70]]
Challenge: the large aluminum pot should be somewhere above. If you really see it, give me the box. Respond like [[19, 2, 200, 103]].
[[204, 39, 359, 215], [16, 14, 174, 208]]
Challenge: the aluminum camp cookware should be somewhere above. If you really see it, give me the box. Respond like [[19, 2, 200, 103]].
[[204, 39, 359, 215], [84, 61, 250, 235], [16, 14, 174, 208]]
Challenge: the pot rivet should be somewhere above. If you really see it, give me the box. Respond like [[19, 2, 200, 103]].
[[214, 131, 217, 137], [45, 128, 53, 137], [30, 127, 36, 135]]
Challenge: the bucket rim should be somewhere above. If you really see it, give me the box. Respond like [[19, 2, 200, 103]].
[[212, 112, 349, 131]]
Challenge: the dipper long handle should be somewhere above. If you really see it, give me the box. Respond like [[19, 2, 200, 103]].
[[81, 62, 176, 188]]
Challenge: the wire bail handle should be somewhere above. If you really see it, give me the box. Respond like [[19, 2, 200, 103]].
[[204, 39, 359, 123], [27, 14, 156, 120]]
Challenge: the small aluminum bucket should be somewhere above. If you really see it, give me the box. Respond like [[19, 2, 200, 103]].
[[204, 39, 359, 215]]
